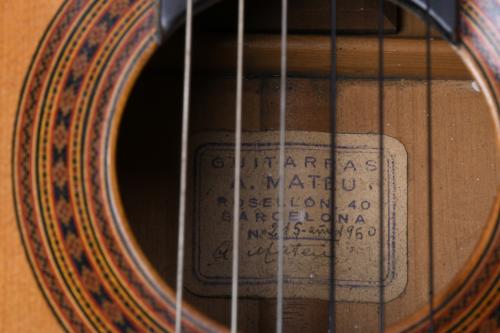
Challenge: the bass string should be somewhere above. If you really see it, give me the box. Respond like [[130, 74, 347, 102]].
[[276, 0, 288, 331], [328, 0, 338, 332], [377, 2, 436, 330], [175, 1, 434, 332], [175, 0, 194, 331], [378, 0, 386, 332], [230, 0, 246, 331], [425, 0, 435, 330]]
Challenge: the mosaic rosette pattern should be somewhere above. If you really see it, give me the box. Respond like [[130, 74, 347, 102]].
[[12, 0, 500, 332], [460, 0, 500, 107], [12, 0, 220, 332]]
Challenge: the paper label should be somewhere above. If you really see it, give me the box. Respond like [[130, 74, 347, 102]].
[[186, 131, 407, 302]]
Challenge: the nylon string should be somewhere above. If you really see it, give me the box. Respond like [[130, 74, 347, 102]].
[[175, 0, 194, 331], [377, 0, 386, 332], [328, 0, 337, 332], [425, 0, 435, 331], [230, 0, 246, 331], [276, 0, 288, 331]]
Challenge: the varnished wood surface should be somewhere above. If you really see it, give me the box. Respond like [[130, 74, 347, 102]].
[[1, 0, 498, 332], [154, 34, 470, 79], [0, 1, 64, 332]]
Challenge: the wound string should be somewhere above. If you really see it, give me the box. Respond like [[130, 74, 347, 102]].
[[425, 0, 435, 331], [378, 0, 386, 332], [276, 0, 288, 331], [328, 0, 337, 332]]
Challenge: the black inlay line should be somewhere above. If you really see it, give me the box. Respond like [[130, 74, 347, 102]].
[[328, 0, 337, 332], [378, 0, 385, 332], [425, 0, 435, 331]]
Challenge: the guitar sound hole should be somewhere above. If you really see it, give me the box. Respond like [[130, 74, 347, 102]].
[[116, 1, 498, 331]]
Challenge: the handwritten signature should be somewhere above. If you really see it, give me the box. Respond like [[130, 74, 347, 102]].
[[210, 240, 331, 265]]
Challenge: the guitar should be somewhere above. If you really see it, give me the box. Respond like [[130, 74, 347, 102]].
[[0, 0, 498, 332]]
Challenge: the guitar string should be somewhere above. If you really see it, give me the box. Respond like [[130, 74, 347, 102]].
[[175, 0, 194, 331], [377, 0, 385, 332], [328, 0, 337, 332], [230, 0, 246, 331], [425, 0, 435, 331], [276, 0, 288, 331], [175, 3, 436, 333]]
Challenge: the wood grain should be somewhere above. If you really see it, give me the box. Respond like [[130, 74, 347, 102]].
[[0, 1, 65, 332], [1, 0, 497, 332], [153, 34, 471, 79]]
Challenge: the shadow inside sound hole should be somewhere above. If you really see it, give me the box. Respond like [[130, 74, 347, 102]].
[[115, 0, 402, 330], [116, 63, 183, 289], [116, 0, 241, 291], [116, 24, 242, 329], [116, 0, 243, 324]]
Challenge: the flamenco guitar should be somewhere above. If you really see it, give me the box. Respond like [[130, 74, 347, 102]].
[[0, 0, 499, 332]]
